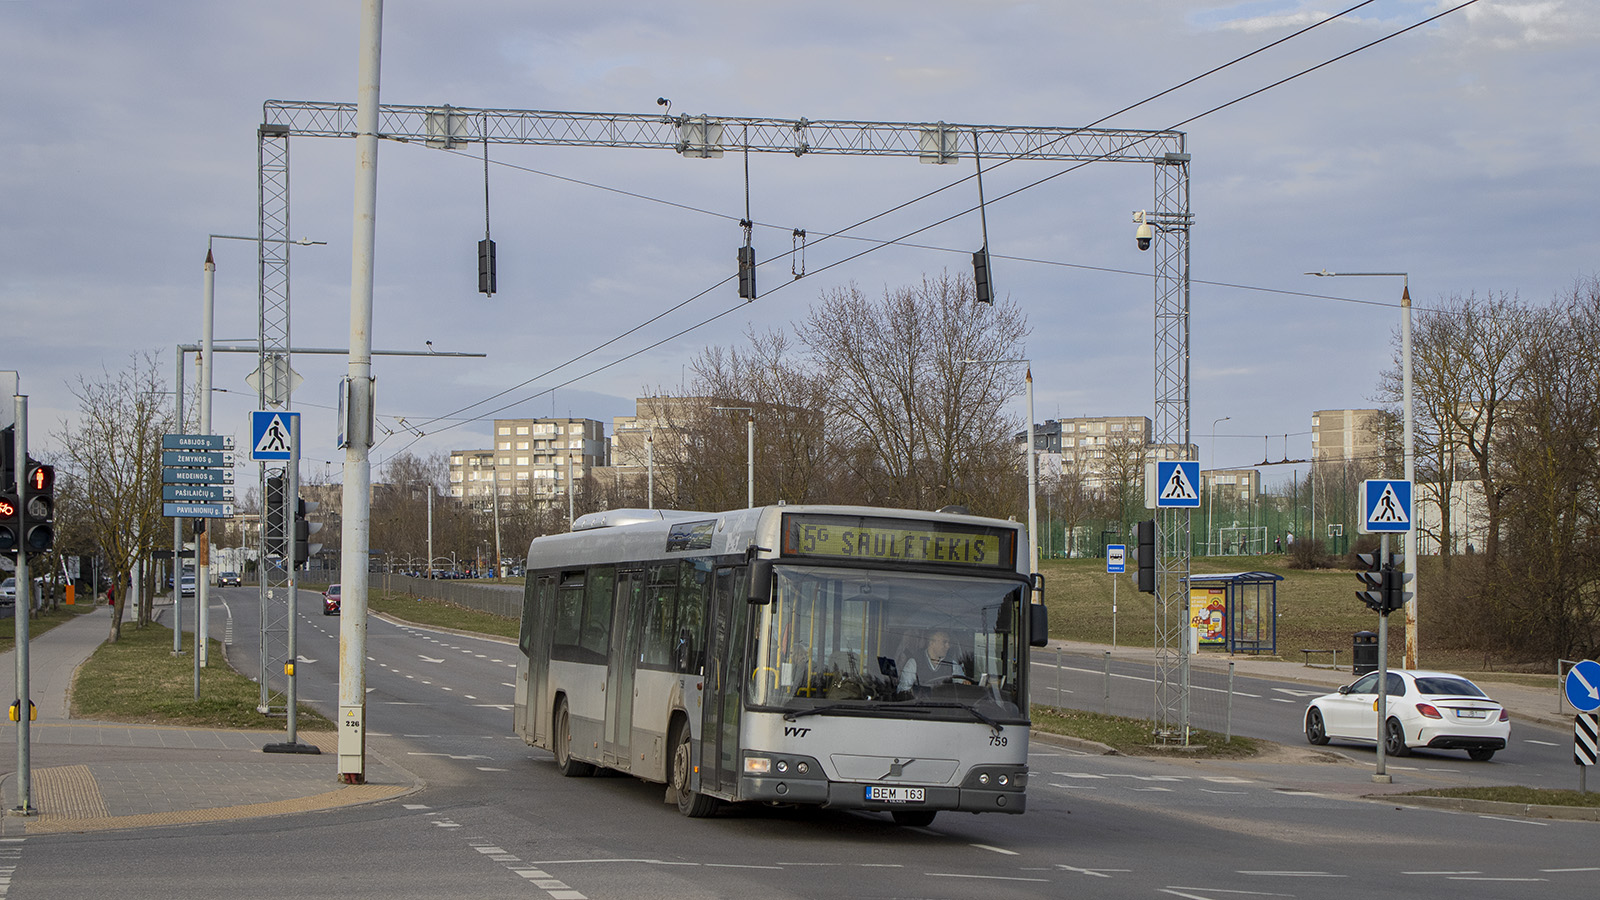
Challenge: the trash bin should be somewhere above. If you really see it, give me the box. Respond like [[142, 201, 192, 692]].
[[1352, 630, 1379, 677]]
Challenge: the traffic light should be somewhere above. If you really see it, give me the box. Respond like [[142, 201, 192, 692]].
[[0, 488, 17, 556], [1136, 518, 1156, 594], [972, 247, 993, 304], [477, 237, 497, 296], [21, 463, 54, 553], [264, 473, 288, 559], [1356, 551, 1386, 613], [737, 243, 756, 300], [293, 496, 323, 566], [1384, 562, 1414, 615]]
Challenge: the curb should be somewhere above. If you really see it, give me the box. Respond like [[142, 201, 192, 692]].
[[1378, 794, 1600, 822]]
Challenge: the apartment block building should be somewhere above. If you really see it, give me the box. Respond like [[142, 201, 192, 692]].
[[1311, 408, 1384, 463], [449, 417, 608, 510]]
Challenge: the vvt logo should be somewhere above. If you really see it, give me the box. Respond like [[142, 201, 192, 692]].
[[783, 726, 811, 738]]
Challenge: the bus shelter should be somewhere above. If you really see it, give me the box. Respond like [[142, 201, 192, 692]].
[[1185, 571, 1283, 655]]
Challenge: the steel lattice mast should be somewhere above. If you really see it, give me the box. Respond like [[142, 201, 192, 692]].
[[254, 101, 1193, 738]]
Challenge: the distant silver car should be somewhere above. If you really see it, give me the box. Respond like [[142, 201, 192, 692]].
[[218, 571, 241, 587], [179, 575, 197, 598]]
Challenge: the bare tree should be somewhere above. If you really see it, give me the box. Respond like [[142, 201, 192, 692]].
[[53, 353, 176, 641]]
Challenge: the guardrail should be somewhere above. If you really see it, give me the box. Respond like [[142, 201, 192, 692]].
[[379, 573, 524, 620]]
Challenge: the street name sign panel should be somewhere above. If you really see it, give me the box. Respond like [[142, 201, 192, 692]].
[[1360, 479, 1413, 534], [1565, 659, 1600, 713], [161, 449, 234, 468], [163, 502, 235, 519], [163, 484, 236, 502], [163, 467, 234, 485], [162, 433, 235, 451]]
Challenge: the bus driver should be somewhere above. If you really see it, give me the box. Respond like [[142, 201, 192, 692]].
[[897, 628, 967, 690]]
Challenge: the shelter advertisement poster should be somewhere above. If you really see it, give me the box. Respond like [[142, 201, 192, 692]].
[[1189, 587, 1227, 646]]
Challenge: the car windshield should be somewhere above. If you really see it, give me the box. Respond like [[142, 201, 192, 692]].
[[328, 585, 341, 597], [1414, 676, 1487, 698], [749, 564, 1025, 718]]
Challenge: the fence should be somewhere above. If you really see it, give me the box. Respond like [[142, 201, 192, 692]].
[[380, 573, 525, 621], [1035, 646, 1246, 743]]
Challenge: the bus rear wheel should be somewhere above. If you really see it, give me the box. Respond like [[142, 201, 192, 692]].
[[554, 698, 595, 777], [671, 723, 719, 818], [891, 810, 937, 827]]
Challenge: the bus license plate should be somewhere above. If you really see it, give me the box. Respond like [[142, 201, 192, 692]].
[[866, 786, 924, 803]]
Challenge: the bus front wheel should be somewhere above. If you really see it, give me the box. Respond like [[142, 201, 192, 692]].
[[671, 723, 719, 818], [554, 698, 595, 777]]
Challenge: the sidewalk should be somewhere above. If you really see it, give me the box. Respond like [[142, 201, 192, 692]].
[[0, 604, 419, 835]]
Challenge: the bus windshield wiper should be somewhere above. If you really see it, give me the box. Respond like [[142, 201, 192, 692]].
[[783, 704, 855, 721], [907, 701, 1004, 733]]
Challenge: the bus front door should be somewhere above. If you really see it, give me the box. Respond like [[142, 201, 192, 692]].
[[702, 565, 749, 796], [603, 569, 642, 770]]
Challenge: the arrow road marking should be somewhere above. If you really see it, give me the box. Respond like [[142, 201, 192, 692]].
[[419, 655, 444, 663]]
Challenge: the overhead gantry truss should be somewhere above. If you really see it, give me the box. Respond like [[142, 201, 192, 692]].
[[255, 101, 1193, 733]]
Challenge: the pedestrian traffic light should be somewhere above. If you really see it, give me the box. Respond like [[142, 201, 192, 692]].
[[21, 463, 54, 553], [264, 473, 288, 559], [1136, 518, 1156, 594], [737, 243, 756, 300], [972, 246, 993, 304], [293, 496, 322, 566], [1356, 551, 1386, 613], [0, 489, 18, 556]]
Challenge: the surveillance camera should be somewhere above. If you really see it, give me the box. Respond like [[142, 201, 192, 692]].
[[1136, 222, 1154, 251]]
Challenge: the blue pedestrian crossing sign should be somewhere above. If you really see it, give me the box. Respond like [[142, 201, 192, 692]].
[[1155, 461, 1201, 508], [1360, 479, 1412, 533], [250, 410, 297, 461]]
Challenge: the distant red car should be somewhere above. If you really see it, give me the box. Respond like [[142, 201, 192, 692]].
[[322, 583, 341, 616]]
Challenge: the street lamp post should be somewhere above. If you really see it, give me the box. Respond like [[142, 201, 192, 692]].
[[1208, 416, 1229, 556], [1308, 270, 1417, 668], [711, 406, 755, 508], [962, 359, 1038, 583]]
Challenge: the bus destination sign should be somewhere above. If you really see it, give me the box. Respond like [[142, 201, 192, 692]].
[[782, 514, 1015, 569]]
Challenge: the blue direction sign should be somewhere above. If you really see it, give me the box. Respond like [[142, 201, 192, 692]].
[[163, 502, 234, 519], [162, 433, 234, 451], [163, 467, 234, 485], [1155, 461, 1201, 508], [1106, 544, 1127, 574], [250, 410, 297, 461], [163, 484, 235, 503], [1565, 660, 1600, 714], [161, 449, 234, 468], [1361, 479, 1413, 533]]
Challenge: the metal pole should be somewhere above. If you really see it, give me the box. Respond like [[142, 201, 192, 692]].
[[1226, 661, 1235, 742], [426, 485, 433, 576], [173, 347, 185, 658], [11, 395, 36, 816], [746, 414, 754, 508], [337, 0, 383, 784], [492, 472, 502, 577], [198, 246, 215, 670], [647, 430, 654, 510], [1374, 532, 1392, 783], [1209, 416, 1228, 556], [1401, 281, 1418, 668], [1025, 368, 1038, 584], [1103, 650, 1111, 715]]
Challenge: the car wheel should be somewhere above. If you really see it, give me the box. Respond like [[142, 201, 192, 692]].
[[670, 722, 718, 817], [1305, 708, 1330, 745], [1383, 717, 1411, 757], [1467, 748, 1496, 762], [891, 810, 937, 827], [553, 698, 595, 777]]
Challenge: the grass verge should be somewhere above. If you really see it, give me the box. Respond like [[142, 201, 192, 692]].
[[368, 589, 519, 641], [71, 620, 334, 731], [1031, 704, 1262, 759], [1401, 786, 1600, 808]]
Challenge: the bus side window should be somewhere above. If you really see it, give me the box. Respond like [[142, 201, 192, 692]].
[[640, 563, 678, 668], [674, 560, 710, 674], [582, 566, 616, 657], [554, 571, 585, 649]]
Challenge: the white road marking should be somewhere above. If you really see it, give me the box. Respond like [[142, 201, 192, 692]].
[[970, 844, 1017, 855]]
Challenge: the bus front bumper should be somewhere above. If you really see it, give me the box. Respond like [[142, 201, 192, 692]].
[[740, 777, 1026, 814]]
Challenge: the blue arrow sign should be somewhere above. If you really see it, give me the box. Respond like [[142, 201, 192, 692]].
[[162, 433, 235, 451], [163, 467, 234, 485], [163, 502, 235, 519], [1106, 544, 1126, 574], [1566, 660, 1600, 714], [1155, 461, 1201, 508], [1361, 479, 1413, 533]]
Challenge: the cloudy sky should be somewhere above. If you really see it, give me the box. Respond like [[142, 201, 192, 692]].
[[4, 1, 1595, 493]]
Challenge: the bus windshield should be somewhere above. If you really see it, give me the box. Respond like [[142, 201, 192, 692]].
[[750, 565, 1024, 717]]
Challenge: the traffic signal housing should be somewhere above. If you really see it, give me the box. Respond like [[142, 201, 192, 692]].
[[737, 243, 756, 300], [0, 488, 18, 556], [1136, 518, 1156, 594], [264, 474, 288, 559], [972, 247, 993, 304], [22, 463, 54, 553], [1356, 551, 1410, 616], [293, 496, 323, 566], [1384, 563, 1414, 615]]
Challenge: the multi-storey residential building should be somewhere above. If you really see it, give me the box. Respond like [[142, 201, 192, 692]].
[[449, 417, 608, 511], [1024, 415, 1196, 490], [1311, 408, 1384, 464]]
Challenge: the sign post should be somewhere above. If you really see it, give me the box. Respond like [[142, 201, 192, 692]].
[[1359, 479, 1413, 784], [1107, 544, 1125, 650], [1565, 660, 1600, 792]]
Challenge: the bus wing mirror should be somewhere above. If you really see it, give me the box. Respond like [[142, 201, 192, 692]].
[[748, 559, 773, 605], [1028, 603, 1049, 648]]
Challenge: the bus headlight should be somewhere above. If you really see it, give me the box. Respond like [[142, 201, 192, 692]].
[[744, 757, 772, 775]]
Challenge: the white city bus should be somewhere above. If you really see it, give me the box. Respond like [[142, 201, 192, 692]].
[[513, 504, 1048, 825]]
